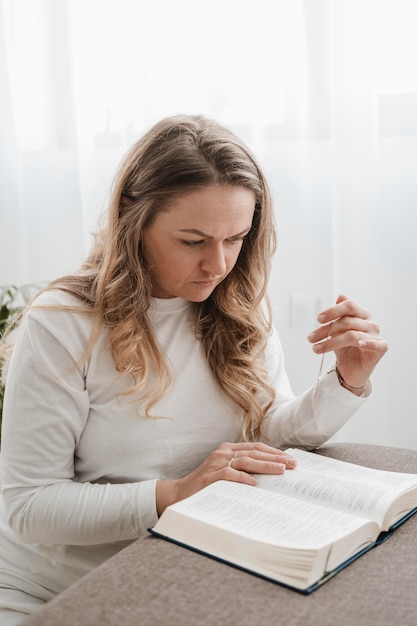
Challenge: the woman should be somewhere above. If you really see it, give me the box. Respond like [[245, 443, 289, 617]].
[[0, 114, 388, 624]]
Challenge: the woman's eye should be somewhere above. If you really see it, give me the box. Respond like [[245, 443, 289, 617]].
[[181, 235, 246, 247], [227, 236, 245, 245], [182, 240, 204, 247]]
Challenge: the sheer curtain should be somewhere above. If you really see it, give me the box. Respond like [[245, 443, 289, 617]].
[[1, 0, 416, 448]]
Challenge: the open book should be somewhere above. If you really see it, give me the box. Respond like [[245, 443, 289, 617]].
[[149, 448, 417, 593]]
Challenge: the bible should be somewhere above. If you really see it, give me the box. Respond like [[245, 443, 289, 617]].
[[149, 448, 417, 593]]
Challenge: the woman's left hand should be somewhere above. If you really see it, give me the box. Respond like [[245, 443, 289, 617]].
[[307, 294, 389, 394]]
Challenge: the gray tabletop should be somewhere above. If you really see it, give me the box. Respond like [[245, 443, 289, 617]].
[[22, 443, 417, 626]]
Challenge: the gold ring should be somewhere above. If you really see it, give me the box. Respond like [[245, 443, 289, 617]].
[[228, 451, 238, 468]]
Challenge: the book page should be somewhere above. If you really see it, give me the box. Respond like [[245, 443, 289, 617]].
[[159, 480, 377, 550], [256, 449, 417, 527]]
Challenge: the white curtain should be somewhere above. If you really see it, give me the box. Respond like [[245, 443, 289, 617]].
[[1, 0, 416, 447]]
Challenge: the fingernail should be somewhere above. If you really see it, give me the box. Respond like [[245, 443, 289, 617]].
[[317, 313, 326, 322], [275, 463, 286, 473]]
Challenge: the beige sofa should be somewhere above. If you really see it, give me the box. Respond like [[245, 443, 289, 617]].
[[22, 442, 417, 626]]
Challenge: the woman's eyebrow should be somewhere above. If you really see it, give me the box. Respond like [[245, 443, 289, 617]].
[[178, 227, 251, 238]]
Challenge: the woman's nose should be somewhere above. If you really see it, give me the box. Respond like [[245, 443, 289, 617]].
[[200, 245, 227, 276]]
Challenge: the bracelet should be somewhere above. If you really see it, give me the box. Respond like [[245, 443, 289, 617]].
[[334, 366, 368, 391]]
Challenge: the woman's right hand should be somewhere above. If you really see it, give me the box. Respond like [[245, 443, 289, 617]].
[[155, 442, 296, 516]]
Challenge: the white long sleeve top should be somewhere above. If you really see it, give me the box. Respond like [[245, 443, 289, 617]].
[[0, 290, 369, 598]]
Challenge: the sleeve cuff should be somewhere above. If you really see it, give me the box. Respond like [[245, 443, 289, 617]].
[[135, 479, 159, 535]]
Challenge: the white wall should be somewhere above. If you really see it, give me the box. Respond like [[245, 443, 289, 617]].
[[264, 135, 417, 450]]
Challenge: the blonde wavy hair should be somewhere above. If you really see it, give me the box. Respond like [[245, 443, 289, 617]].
[[23, 115, 278, 441]]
